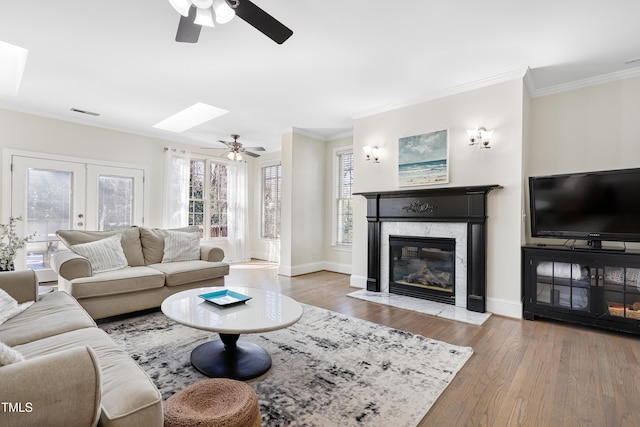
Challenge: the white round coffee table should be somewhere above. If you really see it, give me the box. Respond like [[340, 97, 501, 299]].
[[161, 286, 303, 380]]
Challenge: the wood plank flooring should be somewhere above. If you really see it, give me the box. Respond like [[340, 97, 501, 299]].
[[226, 261, 640, 427]]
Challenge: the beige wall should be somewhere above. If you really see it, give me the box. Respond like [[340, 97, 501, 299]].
[[528, 76, 640, 177], [351, 79, 526, 317], [278, 131, 326, 276]]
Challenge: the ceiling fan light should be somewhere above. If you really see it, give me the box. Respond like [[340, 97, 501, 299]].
[[168, 0, 192, 17], [227, 151, 235, 160], [194, 7, 215, 27], [191, 0, 213, 8], [212, 0, 235, 24]]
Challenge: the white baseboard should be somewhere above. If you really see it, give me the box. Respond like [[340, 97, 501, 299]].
[[486, 297, 522, 319], [278, 261, 352, 277], [322, 262, 351, 275], [350, 275, 367, 288]]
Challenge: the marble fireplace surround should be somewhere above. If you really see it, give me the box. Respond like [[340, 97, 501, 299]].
[[382, 222, 467, 306], [356, 185, 500, 313]]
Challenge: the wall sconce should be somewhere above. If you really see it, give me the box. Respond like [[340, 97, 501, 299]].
[[466, 127, 494, 149], [363, 146, 381, 163]]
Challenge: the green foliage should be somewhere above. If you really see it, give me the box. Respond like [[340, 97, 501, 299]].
[[0, 217, 34, 271]]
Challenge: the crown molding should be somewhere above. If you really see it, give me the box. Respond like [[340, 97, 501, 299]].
[[287, 127, 353, 142], [527, 66, 640, 98]]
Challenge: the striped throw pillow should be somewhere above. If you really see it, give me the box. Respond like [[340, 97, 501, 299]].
[[162, 230, 201, 263], [71, 234, 129, 273]]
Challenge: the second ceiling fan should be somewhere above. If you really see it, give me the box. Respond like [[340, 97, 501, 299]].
[[207, 134, 265, 161], [170, 0, 293, 44]]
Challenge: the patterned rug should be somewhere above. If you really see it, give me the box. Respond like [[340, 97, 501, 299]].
[[99, 304, 473, 426]]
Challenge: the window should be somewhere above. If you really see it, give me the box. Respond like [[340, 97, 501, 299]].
[[262, 163, 281, 239], [189, 159, 228, 238], [336, 150, 353, 245]]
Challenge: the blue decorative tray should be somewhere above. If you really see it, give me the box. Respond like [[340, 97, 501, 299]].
[[198, 290, 252, 307]]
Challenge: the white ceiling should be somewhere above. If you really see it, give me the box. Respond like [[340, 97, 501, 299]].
[[1, 1, 640, 153]]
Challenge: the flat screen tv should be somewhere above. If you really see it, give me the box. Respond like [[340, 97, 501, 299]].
[[529, 168, 640, 248]]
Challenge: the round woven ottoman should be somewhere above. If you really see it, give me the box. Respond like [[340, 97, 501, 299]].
[[164, 379, 261, 427]]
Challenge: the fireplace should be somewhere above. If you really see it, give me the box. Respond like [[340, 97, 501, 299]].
[[389, 236, 456, 305], [355, 185, 500, 313]]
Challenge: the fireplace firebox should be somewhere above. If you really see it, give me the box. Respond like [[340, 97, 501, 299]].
[[390, 236, 456, 304]]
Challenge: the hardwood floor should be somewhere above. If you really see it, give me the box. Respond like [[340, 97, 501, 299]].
[[226, 261, 640, 427]]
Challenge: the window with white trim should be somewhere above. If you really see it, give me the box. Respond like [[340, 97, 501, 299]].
[[336, 150, 353, 245], [189, 159, 228, 238], [261, 163, 281, 239]]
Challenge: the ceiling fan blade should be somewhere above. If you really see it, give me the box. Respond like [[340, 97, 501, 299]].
[[234, 0, 293, 44], [243, 151, 261, 158], [217, 140, 234, 148], [242, 146, 266, 151], [176, 6, 201, 43]]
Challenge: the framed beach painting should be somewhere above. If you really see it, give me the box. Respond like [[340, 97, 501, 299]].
[[398, 129, 449, 186]]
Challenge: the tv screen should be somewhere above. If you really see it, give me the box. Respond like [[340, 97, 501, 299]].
[[529, 168, 640, 244]]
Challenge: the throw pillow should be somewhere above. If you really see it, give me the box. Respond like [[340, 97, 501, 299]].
[[0, 341, 25, 366], [162, 230, 201, 263], [70, 234, 129, 273], [0, 288, 34, 326]]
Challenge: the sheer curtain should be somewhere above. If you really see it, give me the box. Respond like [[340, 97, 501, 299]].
[[226, 160, 250, 262], [163, 147, 191, 229]]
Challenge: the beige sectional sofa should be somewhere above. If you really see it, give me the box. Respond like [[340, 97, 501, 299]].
[[51, 226, 229, 319], [0, 270, 163, 427]]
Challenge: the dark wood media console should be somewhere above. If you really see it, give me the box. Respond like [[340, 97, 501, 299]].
[[522, 245, 640, 335]]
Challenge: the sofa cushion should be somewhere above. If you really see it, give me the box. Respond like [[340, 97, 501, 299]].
[[149, 260, 230, 287], [162, 230, 201, 262], [67, 266, 165, 299], [0, 291, 96, 346], [139, 226, 198, 265], [70, 234, 129, 273], [15, 327, 163, 427], [0, 341, 24, 365], [57, 227, 146, 267], [0, 287, 33, 326]]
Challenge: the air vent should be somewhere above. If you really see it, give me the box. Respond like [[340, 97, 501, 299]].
[[70, 108, 100, 117]]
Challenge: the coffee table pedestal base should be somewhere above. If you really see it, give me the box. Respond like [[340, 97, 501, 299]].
[[190, 333, 272, 381]]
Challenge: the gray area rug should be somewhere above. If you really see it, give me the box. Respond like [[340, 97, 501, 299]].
[[99, 304, 473, 426]]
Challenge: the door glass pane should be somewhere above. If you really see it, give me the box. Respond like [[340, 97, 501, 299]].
[[98, 175, 134, 231], [25, 169, 72, 269]]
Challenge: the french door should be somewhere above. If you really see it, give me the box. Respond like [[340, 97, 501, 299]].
[[10, 154, 144, 281]]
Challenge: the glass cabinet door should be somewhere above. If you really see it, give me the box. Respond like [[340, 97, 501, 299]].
[[601, 265, 640, 321], [532, 259, 591, 312]]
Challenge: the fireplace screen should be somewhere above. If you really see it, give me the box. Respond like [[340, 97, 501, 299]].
[[389, 236, 456, 304]]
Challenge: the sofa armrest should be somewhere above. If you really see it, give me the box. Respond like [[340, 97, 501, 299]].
[[51, 251, 92, 281], [0, 270, 37, 303], [200, 244, 225, 262], [0, 346, 102, 427]]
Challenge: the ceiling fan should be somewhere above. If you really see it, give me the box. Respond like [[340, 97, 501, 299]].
[[170, 0, 293, 44], [207, 134, 265, 160]]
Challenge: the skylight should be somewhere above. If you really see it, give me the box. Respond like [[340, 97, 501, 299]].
[[153, 102, 229, 132], [0, 41, 28, 97]]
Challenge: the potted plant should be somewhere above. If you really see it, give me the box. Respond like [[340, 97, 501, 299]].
[[0, 217, 33, 271]]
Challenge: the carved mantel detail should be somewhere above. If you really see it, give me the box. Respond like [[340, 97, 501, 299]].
[[402, 200, 437, 214]]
